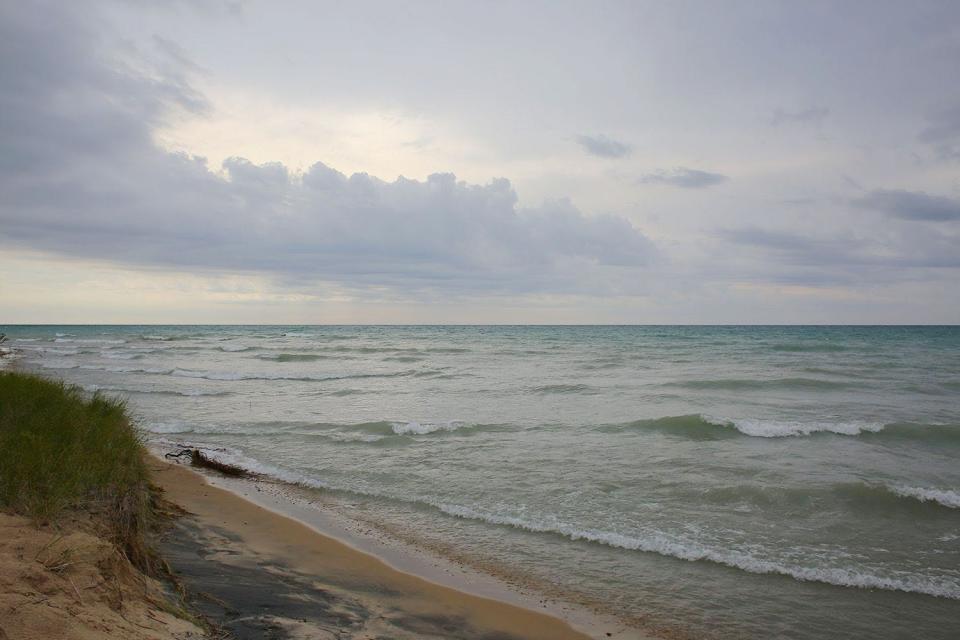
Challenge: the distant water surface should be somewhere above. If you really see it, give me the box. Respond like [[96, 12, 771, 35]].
[[5, 325, 960, 639]]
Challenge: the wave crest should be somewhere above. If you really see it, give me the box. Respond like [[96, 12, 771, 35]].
[[887, 485, 960, 509], [607, 414, 959, 442], [431, 504, 960, 599]]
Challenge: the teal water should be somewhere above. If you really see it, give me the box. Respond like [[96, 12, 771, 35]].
[[4, 325, 959, 638]]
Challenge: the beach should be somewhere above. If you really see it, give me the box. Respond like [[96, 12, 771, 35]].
[[0, 451, 597, 640], [149, 454, 601, 639]]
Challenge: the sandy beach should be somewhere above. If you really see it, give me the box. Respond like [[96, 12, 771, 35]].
[[0, 511, 205, 640], [149, 455, 593, 640]]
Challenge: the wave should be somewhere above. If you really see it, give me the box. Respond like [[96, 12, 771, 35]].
[[769, 343, 849, 353], [279, 345, 471, 355], [144, 418, 495, 440], [255, 353, 338, 362], [39, 361, 79, 370], [328, 388, 369, 396], [35, 361, 421, 383], [579, 362, 624, 371], [291, 419, 495, 438], [169, 368, 417, 382], [143, 421, 297, 437], [432, 503, 960, 599], [146, 441, 959, 600], [530, 383, 596, 394], [665, 377, 858, 391], [54, 337, 126, 345], [102, 352, 145, 360], [20, 346, 82, 356], [389, 420, 473, 435], [80, 365, 174, 374], [605, 414, 960, 442], [219, 344, 253, 352], [702, 415, 884, 438], [142, 333, 204, 341], [887, 485, 960, 509], [701, 482, 960, 514], [86, 385, 231, 398]]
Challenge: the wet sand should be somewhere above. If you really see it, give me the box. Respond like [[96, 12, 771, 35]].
[[150, 457, 592, 639]]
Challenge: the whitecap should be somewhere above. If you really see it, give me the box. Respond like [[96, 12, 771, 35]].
[[703, 415, 884, 438], [888, 485, 960, 509], [390, 420, 468, 435], [219, 344, 251, 352]]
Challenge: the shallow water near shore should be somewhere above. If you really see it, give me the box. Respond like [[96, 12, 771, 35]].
[[6, 324, 960, 638]]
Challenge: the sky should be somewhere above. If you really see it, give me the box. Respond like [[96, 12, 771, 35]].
[[2, 0, 959, 324]]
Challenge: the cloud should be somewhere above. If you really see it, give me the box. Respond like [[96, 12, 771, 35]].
[[638, 167, 728, 189], [0, 3, 655, 298], [720, 225, 960, 278], [853, 189, 960, 222], [770, 106, 829, 127], [918, 104, 960, 161], [575, 134, 632, 158]]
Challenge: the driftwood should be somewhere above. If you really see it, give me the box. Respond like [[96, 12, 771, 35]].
[[164, 448, 249, 478]]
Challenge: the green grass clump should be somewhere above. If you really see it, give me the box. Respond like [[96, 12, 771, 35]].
[[0, 371, 154, 569]]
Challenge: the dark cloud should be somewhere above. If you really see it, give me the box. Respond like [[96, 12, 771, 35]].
[[0, 3, 655, 296], [770, 106, 829, 127], [854, 189, 960, 222], [638, 167, 728, 189], [575, 134, 632, 158], [720, 225, 960, 277]]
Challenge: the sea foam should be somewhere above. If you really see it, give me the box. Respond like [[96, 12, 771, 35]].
[[888, 485, 960, 509], [390, 420, 469, 435], [703, 415, 885, 438]]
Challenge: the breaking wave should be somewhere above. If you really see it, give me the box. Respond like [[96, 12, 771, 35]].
[[886, 485, 960, 509], [605, 414, 959, 442], [431, 504, 960, 599], [149, 438, 960, 601]]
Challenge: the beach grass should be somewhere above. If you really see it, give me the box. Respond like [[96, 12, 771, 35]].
[[0, 370, 156, 570]]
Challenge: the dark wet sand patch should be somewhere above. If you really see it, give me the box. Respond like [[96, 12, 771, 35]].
[[152, 457, 589, 640]]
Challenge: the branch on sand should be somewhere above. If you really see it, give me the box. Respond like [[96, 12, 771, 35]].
[[165, 449, 250, 478]]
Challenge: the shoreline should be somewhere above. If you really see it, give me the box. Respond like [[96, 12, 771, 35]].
[[149, 453, 644, 639]]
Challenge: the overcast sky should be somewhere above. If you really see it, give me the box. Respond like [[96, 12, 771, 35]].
[[2, 0, 959, 323]]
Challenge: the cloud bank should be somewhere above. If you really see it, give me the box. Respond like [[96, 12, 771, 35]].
[[0, 3, 655, 297]]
